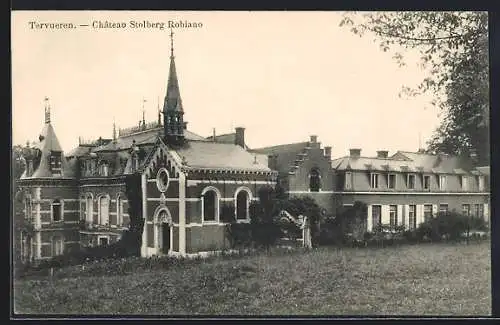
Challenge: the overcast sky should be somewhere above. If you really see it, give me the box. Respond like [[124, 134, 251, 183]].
[[12, 11, 441, 159]]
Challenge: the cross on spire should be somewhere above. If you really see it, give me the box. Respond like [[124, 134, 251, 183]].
[[169, 29, 175, 58], [44, 96, 51, 124]]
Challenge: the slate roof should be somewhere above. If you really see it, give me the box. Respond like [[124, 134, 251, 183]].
[[175, 140, 271, 172], [22, 122, 75, 179], [331, 150, 481, 174]]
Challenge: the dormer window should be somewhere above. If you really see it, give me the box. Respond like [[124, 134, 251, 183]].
[[438, 175, 447, 191], [387, 174, 396, 189], [461, 176, 468, 191], [478, 176, 485, 191], [49, 152, 62, 175], [99, 162, 109, 177], [423, 175, 431, 190], [370, 173, 380, 189], [407, 174, 416, 189]]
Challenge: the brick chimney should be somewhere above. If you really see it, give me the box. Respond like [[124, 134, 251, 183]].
[[235, 127, 245, 148], [376, 150, 389, 158], [324, 146, 332, 159], [310, 135, 318, 144], [349, 148, 361, 158], [418, 148, 426, 153]]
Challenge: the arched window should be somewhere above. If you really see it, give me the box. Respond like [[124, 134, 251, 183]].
[[236, 189, 251, 220], [99, 195, 110, 225], [116, 195, 123, 226], [202, 188, 219, 223], [86, 194, 93, 223], [51, 235, 64, 256], [309, 168, 321, 192], [52, 199, 63, 222]]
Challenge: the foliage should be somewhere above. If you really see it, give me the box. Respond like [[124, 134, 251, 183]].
[[340, 12, 489, 165], [416, 211, 488, 242], [122, 173, 144, 256], [15, 242, 491, 315], [320, 201, 368, 246]]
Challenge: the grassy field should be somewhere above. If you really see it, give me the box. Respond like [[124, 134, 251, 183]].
[[13, 241, 491, 316]]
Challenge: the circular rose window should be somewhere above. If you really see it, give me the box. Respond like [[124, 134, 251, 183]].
[[156, 168, 170, 192]]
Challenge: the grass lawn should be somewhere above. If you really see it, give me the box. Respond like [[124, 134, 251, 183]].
[[13, 241, 491, 316]]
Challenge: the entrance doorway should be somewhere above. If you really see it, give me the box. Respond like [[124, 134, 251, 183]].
[[161, 222, 170, 254]]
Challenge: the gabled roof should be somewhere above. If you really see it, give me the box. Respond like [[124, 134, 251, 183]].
[[392, 151, 474, 174], [175, 140, 271, 172], [250, 142, 309, 173], [332, 156, 418, 173]]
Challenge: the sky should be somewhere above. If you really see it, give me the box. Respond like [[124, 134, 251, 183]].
[[12, 11, 441, 159]]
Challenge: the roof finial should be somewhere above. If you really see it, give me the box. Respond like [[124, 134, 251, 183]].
[[44, 97, 50, 124], [169, 28, 175, 58], [112, 119, 117, 143], [142, 98, 147, 130]]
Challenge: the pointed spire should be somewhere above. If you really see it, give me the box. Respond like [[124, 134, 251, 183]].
[[44, 97, 50, 124], [163, 29, 183, 113]]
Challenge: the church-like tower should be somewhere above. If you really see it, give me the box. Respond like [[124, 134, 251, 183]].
[[163, 29, 185, 146]]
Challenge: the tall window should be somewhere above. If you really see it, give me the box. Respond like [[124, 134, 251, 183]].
[[462, 204, 470, 217], [424, 204, 432, 222], [236, 190, 250, 220], [202, 190, 218, 222], [372, 205, 382, 229], [407, 174, 416, 189], [25, 195, 32, 223], [478, 204, 484, 218], [439, 204, 448, 214], [389, 205, 398, 228], [309, 168, 321, 192], [52, 199, 62, 222], [388, 174, 396, 189], [423, 175, 431, 190], [100, 163, 109, 177], [438, 175, 447, 191], [116, 195, 123, 226], [408, 205, 416, 230], [370, 173, 379, 189], [86, 195, 93, 222], [51, 236, 64, 256], [99, 195, 110, 225]]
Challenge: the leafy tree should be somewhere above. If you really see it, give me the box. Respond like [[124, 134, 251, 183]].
[[340, 12, 489, 165]]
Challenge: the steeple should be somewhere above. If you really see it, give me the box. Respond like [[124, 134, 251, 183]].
[[163, 29, 185, 145]]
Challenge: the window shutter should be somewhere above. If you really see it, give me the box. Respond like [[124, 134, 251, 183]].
[[483, 203, 489, 221], [432, 204, 438, 217], [381, 205, 390, 225], [367, 205, 373, 232], [397, 205, 403, 225], [416, 205, 424, 226]]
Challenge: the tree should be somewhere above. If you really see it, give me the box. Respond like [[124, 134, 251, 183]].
[[340, 12, 489, 165]]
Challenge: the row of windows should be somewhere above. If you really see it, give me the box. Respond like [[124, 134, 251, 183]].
[[366, 173, 485, 191], [371, 203, 485, 231], [202, 187, 252, 222], [82, 194, 125, 227]]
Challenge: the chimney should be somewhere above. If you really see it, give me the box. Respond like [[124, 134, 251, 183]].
[[418, 148, 426, 153], [324, 146, 332, 159], [310, 135, 318, 144], [376, 150, 389, 159], [349, 148, 361, 158], [235, 127, 245, 148]]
